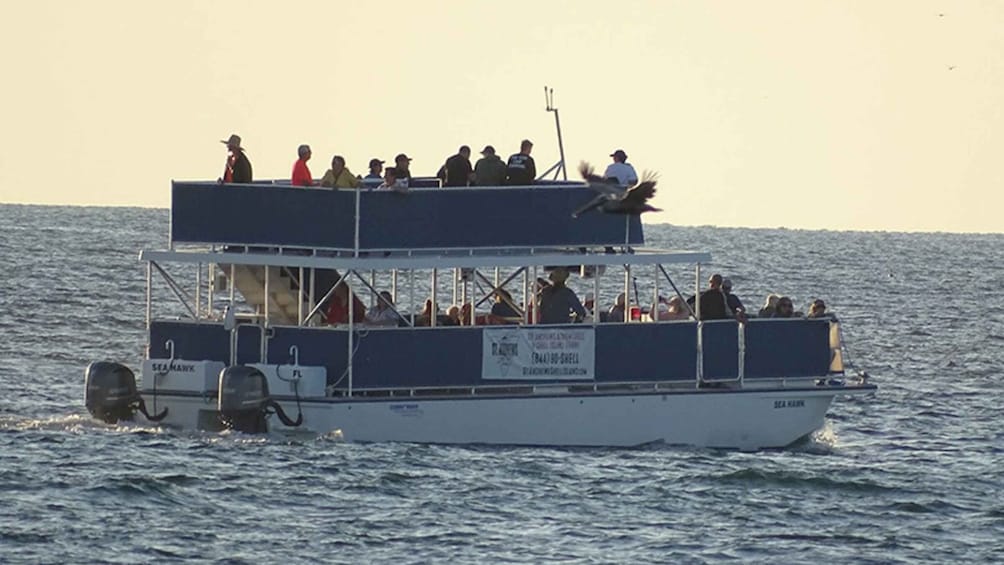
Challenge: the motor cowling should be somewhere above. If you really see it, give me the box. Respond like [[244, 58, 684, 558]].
[[218, 366, 302, 434], [85, 361, 169, 424], [218, 365, 271, 433], [85, 361, 139, 423]]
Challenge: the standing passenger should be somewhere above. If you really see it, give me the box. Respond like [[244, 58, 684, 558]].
[[291, 144, 314, 186], [219, 134, 252, 184], [361, 158, 384, 188], [320, 155, 359, 189], [393, 153, 413, 188], [505, 139, 536, 185], [437, 145, 473, 187], [474, 145, 507, 186], [538, 268, 586, 324], [603, 149, 638, 187]]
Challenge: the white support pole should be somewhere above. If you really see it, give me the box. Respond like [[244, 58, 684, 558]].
[[695, 263, 703, 385], [431, 269, 438, 327], [347, 271, 355, 396], [623, 265, 630, 323], [592, 266, 600, 326], [298, 266, 304, 326], [653, 264, 660, 323], [208, 261, 215, 319], [195, 262, 202, 320], [264, 265, 270, 325]]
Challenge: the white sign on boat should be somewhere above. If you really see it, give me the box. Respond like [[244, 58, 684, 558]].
[[482, 327, 595, 380]]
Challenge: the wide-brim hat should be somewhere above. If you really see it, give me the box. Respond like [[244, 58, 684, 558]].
[[221, 134, 242, 148]]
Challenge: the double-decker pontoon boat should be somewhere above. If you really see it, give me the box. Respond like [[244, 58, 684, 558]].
[[84, 177, 875, 449]]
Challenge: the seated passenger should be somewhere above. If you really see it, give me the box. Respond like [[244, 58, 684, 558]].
[[490, 289, 521, 321], [758, 294, 780, 318], [652, 296, 691, 321], [365, 291, 402, 326], [459, 303, 474, 325], [807, 299, 835, 320], [320, 155, 360, 189], [580, 292, 596, 322], [377, 167, 407, 193], [607, 293, 627, 323], [772, 296, 799, 318], [324, 283, 366, 324], [291, 144, 314, 187], [538, 267, 586, 324]]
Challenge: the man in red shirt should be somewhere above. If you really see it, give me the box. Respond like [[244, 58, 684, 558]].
[[291, 144, 314, 186]]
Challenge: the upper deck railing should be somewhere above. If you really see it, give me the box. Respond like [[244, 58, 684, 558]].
[[170, 181, 644, 252]]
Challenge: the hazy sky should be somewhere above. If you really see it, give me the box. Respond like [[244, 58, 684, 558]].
[[2, 1, 1001, 233]]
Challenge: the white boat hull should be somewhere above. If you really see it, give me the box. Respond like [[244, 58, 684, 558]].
[[141, 386, 866, 450]]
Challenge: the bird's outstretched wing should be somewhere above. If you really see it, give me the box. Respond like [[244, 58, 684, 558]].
[[578, 161, 622, 195], [621, 172, 658, 207]]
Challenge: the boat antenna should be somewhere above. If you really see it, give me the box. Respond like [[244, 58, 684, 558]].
[[537, 86, 568, 181]]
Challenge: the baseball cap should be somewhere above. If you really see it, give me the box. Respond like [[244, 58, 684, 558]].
[[481, 145, 495, 155], [369, 158, 385, 168], [610, 149, 628, 160]]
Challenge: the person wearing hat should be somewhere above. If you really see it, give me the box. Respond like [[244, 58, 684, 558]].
[[505, 139, 536, 185], [291, 144, 314, 187], [537, 267, 586, 324], [436, 145, 473, 187], [474, 145, 507, 186], [393, 153, 412, 188], [320, 155, 360, 189], [603, 149, 638, 187], [361, 158, 385, 188], [219, 134, 252, 184]]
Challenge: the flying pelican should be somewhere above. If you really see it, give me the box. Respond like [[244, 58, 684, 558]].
[[571, 161, 662, 217]]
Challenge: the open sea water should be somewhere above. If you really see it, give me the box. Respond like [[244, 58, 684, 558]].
[[1, 204, 1002, 564]]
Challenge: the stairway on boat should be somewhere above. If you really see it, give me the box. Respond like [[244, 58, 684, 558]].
[[219, 265, 340, 325]]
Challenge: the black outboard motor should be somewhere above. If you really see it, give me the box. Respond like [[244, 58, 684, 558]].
[[84, 361, 168, 424], [218, 366, 302, 434]]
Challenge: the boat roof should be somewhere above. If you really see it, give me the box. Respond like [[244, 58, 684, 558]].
[[158, 180, 712, 267], [140, 246, 711, 270]]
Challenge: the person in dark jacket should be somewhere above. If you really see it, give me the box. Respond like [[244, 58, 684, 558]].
[[437, 145, 473, 187], [505, 139, 536, 185], [220, 134, 252, 184], [538, 267, 586, 324], [687, 274, 731, 320], [474, 145, 507, 186]]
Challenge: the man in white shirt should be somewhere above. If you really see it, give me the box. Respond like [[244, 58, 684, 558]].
[[603, 149, 638, 187]]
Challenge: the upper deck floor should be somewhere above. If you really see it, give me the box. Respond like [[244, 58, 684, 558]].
[[169, 180, 644, 253]]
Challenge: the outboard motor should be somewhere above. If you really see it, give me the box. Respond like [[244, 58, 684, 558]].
[[84, 361, 168, 424], [218, 365, 302, 433]]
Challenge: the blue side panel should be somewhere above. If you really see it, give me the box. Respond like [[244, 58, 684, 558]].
[[171, 182, 643, 250], [147, 318, 833, 388], [744, 319, 831, 378], [149, 321, 229, 363], [171, 183, 356, 247], [595, 323, 698, 382], [702, 321, 740, 379]]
